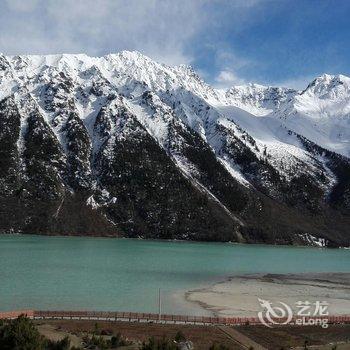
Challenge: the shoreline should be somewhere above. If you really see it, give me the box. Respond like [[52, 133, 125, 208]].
[[1, 232, 348, 249], [185, 272, 350, 317]]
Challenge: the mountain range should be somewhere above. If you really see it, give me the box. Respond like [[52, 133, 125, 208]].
[[0, 51, 349, 247]]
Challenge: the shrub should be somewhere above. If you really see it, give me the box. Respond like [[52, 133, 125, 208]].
[[174, 330, 186, 343], [142, 336, 178, 350], [45, 336, 70, 350], [110, 332, 129, 348], [0, 314, 46, 350], [0, 316, 73, 350]]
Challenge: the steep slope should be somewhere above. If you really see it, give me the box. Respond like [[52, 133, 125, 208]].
[[0, 52, 349, 246], [271, 74, 350, 157]]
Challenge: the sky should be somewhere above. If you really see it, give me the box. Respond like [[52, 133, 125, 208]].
[[0, 0, 349, 89]]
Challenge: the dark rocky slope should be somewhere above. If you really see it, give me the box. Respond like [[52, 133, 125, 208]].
[[0, 52, 349, 247]]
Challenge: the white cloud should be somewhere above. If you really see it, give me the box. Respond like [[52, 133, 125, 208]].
[[212, 48, 251, 88], [0, 0, 279, 89], [215, 69, 246, 88], [215, 49, 251, 70], [0, 0, 312, 90], [209, 46, 253, 88], [5, 0, 38, 12], [0, 0, 266, 67], [0, 0, 207, 65]]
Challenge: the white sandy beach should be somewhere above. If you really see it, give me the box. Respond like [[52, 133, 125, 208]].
[[186, 273, 350, 317]]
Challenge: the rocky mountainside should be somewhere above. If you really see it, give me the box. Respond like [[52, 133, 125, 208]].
[[0, 51, 349, 247]]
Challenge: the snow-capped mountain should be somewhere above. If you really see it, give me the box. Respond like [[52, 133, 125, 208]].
[[0, 51, 349, 247], [271, 74, 350, 157]]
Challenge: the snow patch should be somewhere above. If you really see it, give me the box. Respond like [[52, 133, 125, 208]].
[[86, 195, 99, 210], [299, 233, 326, 247]]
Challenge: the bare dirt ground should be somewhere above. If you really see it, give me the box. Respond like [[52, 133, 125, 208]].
[[37, 324, 82, 348], [35, 320, 350, 349], [36, 320, 243, 349], [237, 324, 350, 349]]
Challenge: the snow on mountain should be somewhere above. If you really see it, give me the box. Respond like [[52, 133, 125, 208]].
[[269, 74, 350, 157], [0, 51, 218, 101], [0, 51, 349, 246], [217, 83, 296, 116], [1, 51, 348, 180]]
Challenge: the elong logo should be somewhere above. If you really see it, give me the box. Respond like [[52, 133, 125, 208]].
[[257, 299, 329, 328]]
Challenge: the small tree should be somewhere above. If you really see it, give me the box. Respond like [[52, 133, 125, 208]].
[[94, 322, 100, 335], [0, 315, 45, 350], [87, 334, 108, 350], [110, 332, 129, 348], [142, 336, 178, 350], [174, 330, 186, 343], [45, 336, 70, 350]]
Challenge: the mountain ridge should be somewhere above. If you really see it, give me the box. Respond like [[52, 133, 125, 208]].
[[0, 51, 349, 247]]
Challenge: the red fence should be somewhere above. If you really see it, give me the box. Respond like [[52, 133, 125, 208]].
[[1, 310, 350, 326]]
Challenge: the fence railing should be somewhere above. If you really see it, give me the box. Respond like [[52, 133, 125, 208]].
[[0, 310, 34, 319], [1, 310, 350, 326]]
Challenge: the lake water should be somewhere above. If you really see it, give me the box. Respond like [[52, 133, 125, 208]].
[[0, 235, 349, 315]]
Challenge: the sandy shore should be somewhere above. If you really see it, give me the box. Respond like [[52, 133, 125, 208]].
[[186, 273, 350, 317]]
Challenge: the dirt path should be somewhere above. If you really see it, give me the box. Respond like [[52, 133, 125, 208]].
[[37, 324, 82, 348], [217, 325, 268, 350]]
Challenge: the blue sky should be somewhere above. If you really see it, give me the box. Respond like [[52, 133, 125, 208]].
[[0, 0, 349, 89]]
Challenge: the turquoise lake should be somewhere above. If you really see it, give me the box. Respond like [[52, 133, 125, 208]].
[[0, 235, 349, 315]]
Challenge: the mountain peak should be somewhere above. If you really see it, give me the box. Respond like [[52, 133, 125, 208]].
[[111, 50, 152, 61], [105, 50, 166, 69], [0, 51, 350, 246], [303, 73, 350, 97]]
